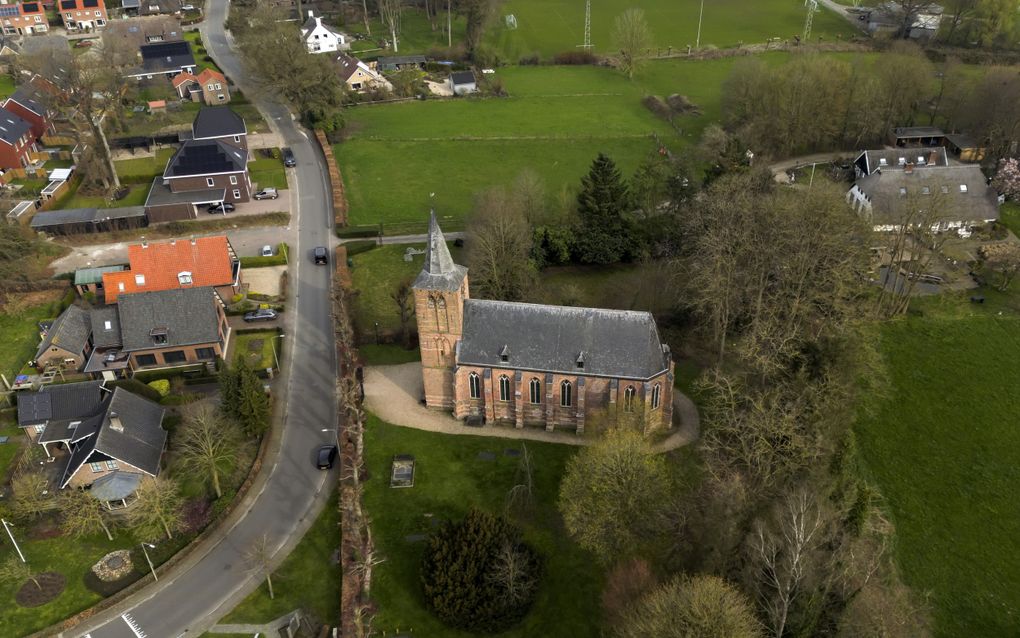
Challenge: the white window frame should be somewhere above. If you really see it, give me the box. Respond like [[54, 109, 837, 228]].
[[229, 175, 238, 185], [135, 274, 145, 286], [34, 424, 45, 433], [468, 372, 480, 399], [623, 386, 635, 412], [233, 189, 241, 199], [498, 375, 510, 402], [178, 271, 193, 285], [106, 460, 118, 470], [90, 462, 103, 472], [529, 378, 541, 404], [560, 380, 572, 407], [206, 177, 215, 187]]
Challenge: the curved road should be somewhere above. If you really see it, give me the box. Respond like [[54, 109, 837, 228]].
[[68, 2, 339, 636]]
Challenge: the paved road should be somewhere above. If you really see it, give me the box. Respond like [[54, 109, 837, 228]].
[[68, 1, 339, 637]]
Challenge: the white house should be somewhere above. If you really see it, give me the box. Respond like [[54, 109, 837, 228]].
[[301, 11, 350, 54]]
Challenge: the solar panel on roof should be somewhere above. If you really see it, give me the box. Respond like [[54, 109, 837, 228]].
[[0, 6, 19, 16], [83, 0, 98, 7], [60, 0, 75, 9], [22, 2, 39, 12]]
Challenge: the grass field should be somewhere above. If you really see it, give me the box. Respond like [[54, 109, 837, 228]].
[[114, 149, 175, 183], [363, 414, 602, 637], [345, 10, 467, 56], [231, 330, 280, 370], [62, 184, 150, 209], [0, 73, 15, 99], [220, 494, 339, 625], [337, 57, 775, 227], [856, 291, 1020, 636], [0, 293, 67, 380], [487, 0, 858, 60], [249, 155, 288, 191]]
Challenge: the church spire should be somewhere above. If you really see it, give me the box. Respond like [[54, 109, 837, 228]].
[[413, 210, 468, 292]]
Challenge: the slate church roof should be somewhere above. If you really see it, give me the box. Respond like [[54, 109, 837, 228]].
[[412, 210, 467, 292], [458, 300, 671, 379]]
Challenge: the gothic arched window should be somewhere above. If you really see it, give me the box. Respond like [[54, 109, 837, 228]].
[[624, 386, 636, 412], [560, 380, 572, 407], [468, 372, 481, 399], [529, 378, 541, 404], [437, 296, 449, 332], [499, 375, 511, 402], [651, 384, 661, 410]]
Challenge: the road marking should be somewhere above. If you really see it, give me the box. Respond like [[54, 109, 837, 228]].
[[121, 613, 147, 638]]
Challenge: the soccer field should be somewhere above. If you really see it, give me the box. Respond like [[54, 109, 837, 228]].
[[488, 0, 858, 59]]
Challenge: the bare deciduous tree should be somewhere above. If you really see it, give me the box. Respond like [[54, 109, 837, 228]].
[[175, 403, 241, 499], [59, 488, 115, 540], [485, 541, 538, 605], [378, 0, 403, 52], [128, 477, 184, 541], [391, 277, 415, 348], [244, 533, 276, 599], [615, 574, 762, 638], [0, 555, 40, 590], [611, 8, 652, 79], [10, 472, 50, 521], [466, 185, 536, 302]]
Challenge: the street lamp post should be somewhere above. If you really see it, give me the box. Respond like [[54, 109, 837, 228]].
[[374, 321, 380, 345], [140, 542, 158, 581], [2, 518, 25, 563], [696, 0, 705, 49], [270, 333, 285, 371]]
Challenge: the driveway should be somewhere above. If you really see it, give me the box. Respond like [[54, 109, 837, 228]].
[[69, 0, 340, 636]]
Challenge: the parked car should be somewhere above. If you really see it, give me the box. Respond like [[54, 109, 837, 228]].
[[243, 308, 278, 323], [254, 187, 278, 200], [207, 202, 235, 213], [74, 40, 93, 48], [260, 245, 274, 257], [313, 246, 328, 265], [282, 148, 296, 168], [316, 444, 338, 470], [182, 3, 195, 9]]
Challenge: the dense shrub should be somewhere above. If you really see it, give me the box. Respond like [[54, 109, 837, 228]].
[[344, 240, 378, 257], [108, 379, 162, 402], [147, 379, 170, 397], [642, 95, 672, 121], [180, 498, 212, 534], [421, 509, 541, 633], [553, 50, 597, 65]]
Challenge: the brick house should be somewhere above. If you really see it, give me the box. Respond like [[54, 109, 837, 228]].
[[414, 214, 675, 434], [34, 304, 93, 371], [173, 68, 230, 105], [101, 235, 241, 303], [116, 286, 231, 372], [4, 83, 54, 139], [144, 107, 249, 222], [58, 0, 108, 31], [17, 381, 166, 504], [0, 2, 48, 36], [0, 107, 36, 169], [125, 39, 196, 80]]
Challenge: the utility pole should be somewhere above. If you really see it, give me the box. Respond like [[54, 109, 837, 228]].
[[2, 519, 25, 563], [581, 0, 592, 50], [803, 0, 818, 41], [447, 0, 452, 48], [696, 0, 705, 48], [140, 543, 157, 581]]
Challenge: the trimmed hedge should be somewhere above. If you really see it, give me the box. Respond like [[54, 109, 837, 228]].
[[108, 378, 162, 402], [336, 226, 380, 239], [345, 240, 378, 257]]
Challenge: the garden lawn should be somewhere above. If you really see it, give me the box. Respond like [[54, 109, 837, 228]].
[[220, 493, 339, 625], [363, 414, 603, 637], [358, 343, 421, 366], [62, 184, 150, 209], [856, 312, 1020, 637], [0, 295, 65, 380], [0, 423, 23, 482], [249, 156, 288, 191], [114, 149, 175, 183], [230, 330, 279, 370], [345, 10, 467, 56], [0, 73, 16, 98], [486, 0, 857, 60], [998, 202, 1020, 237]]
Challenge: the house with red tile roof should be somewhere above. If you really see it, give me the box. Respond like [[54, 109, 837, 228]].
[[0, 2, 48, 36], [59, 0, 108, 31], [101, 235, 241, 303], [172, 69, 230, 105]]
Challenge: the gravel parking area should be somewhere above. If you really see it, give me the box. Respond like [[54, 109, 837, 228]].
[[243, 265, 287, 297]]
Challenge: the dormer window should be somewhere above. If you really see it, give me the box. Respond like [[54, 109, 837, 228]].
[[499, 344, 509, 363], [135, 274, 145, 286], [959, 184, 968, 193], [150, 327, 168, 345], [576, 352, 586, 369], [178, 271, 193, 285], [898, 157, 906, 165], [879, 158, 888, 166], [921, 186, 930, 195]]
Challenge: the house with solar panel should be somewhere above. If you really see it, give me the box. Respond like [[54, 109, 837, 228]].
[[0, 106, 37, 169], [145, 107, 251, 221], [58, 0, 108, 31], [0, 2, 48, 36], [16, 381, 168, 506], [125, 39, 196, 80], [413, 213, 676, 434]]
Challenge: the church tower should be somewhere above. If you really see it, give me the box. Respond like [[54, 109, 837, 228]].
[[413, 212, 469, 409]]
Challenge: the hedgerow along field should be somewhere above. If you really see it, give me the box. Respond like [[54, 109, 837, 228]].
[[486, 0, 858, 60], [856, 295, 1020, 636], [337, 55, 792, 228]]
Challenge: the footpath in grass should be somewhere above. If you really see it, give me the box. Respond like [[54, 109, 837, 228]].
[[856, 311, 1020, 637], [487, 0, 856, 60], [220, 493, 339, 625], [363, 414, 602, 637]]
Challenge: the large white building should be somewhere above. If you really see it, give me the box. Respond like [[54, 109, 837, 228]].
[[300, 11, 350, 54]]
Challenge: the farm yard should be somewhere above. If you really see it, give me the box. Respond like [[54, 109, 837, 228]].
[[337, 56, 789, 227]]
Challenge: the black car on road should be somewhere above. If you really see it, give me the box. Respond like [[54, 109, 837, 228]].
[[316, 444, 338, 470], [282, 147, 296, 168], [313, 246, 328, 265]]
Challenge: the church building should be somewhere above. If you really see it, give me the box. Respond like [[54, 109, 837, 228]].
[[413, 213, 675, 434]]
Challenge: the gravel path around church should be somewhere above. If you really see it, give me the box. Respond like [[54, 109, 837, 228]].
[[364, 363, 700, 450]]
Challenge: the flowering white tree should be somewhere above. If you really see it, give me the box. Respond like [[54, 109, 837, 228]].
[[992, 158, 1020, 201]]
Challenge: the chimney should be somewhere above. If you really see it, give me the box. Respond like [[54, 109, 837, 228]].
[[170, 239, 176, 245], [191, 236, 197, 245], [308, 9, 313, 17], [109, 411, 123, 432], [904, 162, 914, 174], [141, 240, 148, 248]]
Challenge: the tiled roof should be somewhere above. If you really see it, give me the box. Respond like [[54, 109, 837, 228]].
[[192, 107, 245, 139], [116, 287, 222, 352], [196, 68, 225, 85], [143, 178, 224, 208], [171, 71, 197, 88], [89, 306, 122, 348], [8, 86, 46, 117], [0, 108, 31, 147], [35, 304, 92, 360], [138, 40, 195, 74], [102, 235, 235, 302], [17, 380, 106, 427]]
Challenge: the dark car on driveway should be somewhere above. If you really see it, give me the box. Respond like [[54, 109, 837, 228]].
[[243, 308, 278, 323], [282, 148, 296, 168], [316, 444, 338, 470], [313, 246, 328, 265], [207, 202, 235, 213]]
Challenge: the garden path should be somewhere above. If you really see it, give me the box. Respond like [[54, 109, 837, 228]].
[[364, 363, 699, 451]]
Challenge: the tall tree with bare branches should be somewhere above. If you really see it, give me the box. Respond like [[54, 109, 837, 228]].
[[176, 403, 241, 499], [59, 488, 116, 541]]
